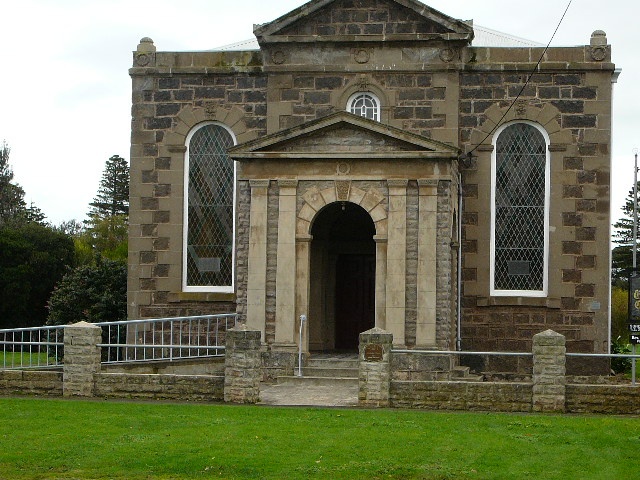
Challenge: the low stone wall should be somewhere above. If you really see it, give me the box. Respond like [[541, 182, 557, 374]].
[[390, 380, 532, 412], [95, 373, 224, 401], [566, 384, 640, 415], [102, 358, 225, 376], [0, 370, 63, 396]]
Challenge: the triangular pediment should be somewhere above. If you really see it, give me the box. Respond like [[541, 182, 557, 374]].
[[254, 0, 473, 45], [229, 111, 460, 160]]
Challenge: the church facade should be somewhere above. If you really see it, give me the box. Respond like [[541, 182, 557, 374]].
[[128, 0, 616, 366]]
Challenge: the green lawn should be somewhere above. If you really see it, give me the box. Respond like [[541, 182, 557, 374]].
[[0, 398, 638, 480], [1, 352, 57, 368]]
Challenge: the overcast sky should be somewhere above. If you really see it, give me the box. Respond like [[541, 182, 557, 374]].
[[0, 0, 636, 225]]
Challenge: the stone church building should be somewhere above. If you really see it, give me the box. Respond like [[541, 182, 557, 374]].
[[128, 0, 616, 367]]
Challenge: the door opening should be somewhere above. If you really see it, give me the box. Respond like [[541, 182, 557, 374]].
[[309, 202, 375, 352]]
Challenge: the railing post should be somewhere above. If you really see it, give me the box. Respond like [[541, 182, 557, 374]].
[[63, 321, 101, 397], [358, 327, 393, 407], [532, 329, 566, 413], [224, 324, 262, 404]]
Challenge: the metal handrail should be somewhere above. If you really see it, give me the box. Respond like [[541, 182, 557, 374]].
[[95, 314, 237, 364]]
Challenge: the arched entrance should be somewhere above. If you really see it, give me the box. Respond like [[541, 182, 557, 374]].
[[309, 202, 376, 352]]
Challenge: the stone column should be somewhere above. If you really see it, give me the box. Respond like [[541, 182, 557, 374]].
[[63, 321, 102, 397], [374, 235, 387, 329], [358, 327, 393, 407], [386, 179, 408, 347], [224, 325, 262, 404], [295, 234, 312, 354], [246, 179, 270, 341], [416, 179, 438, 347], [532, 329, 566, 413], [273, 179, 298, 348]]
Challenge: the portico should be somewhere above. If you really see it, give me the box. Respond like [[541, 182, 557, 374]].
[[230, 111, 460, 355]]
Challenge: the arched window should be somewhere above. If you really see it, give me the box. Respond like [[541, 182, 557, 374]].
[[347, 92, 380, 121], [491, 121, 549, 296], [183, 122, 236, 292]]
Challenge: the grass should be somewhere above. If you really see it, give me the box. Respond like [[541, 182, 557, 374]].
[[1, 352, 57, 368], [0, 398, 638, 480]]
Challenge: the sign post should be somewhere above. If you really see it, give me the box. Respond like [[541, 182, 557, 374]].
[[628, 272, 640, 385]]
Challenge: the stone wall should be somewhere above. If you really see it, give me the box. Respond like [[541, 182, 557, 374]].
[[566, 385, 640, 415], [0, 370, 62, 397], [459, 65, 611, 360], [391, 381, 532, 412], [95, 373, 224, 401]]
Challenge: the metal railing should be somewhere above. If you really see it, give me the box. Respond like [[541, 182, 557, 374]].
[[0, 325, 65, 370], [95, 314, 237, 364]]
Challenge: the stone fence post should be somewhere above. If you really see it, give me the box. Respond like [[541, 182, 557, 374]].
[[224, 324, 262, 404], [532, 329, 566, 413], [358, 327, 393, 407], [63, 321, 102, 397]]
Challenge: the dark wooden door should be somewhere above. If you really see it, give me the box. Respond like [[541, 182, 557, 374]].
[[335, 254, 375, 351]]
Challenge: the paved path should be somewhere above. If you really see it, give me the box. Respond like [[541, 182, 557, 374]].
[[258, 382, 358, 407]]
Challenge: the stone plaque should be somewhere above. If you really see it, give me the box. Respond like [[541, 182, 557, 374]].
[[364, 344, 383, 362]]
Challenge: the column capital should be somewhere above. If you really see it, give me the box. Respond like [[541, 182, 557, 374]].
[[249, 179, 270, 189], [387, 179, 409, 189], [277, 179, 299, 188], [418, 178, 439, 196]]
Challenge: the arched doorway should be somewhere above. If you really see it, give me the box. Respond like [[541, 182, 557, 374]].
[[309, 202, 376, 352]]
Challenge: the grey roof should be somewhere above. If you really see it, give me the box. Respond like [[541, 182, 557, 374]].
[[212, 24, 543, 51]]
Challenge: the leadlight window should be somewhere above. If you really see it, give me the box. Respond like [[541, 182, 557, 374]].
[[491, 122, 549, 296], [347, 92, 380, 121], [183, 123, 236, 292]]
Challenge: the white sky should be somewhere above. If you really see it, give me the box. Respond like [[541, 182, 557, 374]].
[[0, 0, 636, 225]]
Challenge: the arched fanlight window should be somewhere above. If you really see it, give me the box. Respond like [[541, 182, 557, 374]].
[[183, 122, 236, 292], [491, 121, 550, 296], [347, 92, 381, 121]]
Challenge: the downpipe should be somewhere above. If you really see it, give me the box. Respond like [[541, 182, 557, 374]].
[[456, 172, 463, 352]]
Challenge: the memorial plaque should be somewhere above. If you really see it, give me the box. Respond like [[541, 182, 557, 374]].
[[364, 344, 384, 361]]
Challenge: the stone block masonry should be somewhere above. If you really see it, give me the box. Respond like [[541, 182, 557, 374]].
[[358, 327, 393, 407], [63, 321, 102, 397], [224, 325, 262, 403]]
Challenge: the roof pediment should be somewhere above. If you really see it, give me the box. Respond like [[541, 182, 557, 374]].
[[254, 0, 473, 45], [229, 111, 460, 160]]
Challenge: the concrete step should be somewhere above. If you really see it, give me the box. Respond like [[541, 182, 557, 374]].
[[451, 366, 471, 378], [302, 366, 358, 378], [277, 375, 358, 387], [304, 357, 359, 369], [451, 366, 484, 382]]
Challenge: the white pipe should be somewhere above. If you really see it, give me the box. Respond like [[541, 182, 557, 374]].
[[297, 314, 307, 377]]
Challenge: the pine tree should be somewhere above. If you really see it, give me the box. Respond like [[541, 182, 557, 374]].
[[612, 182, 640, 284], [83, 155, 129, 261], [88, 155, 129, 219], [0, 140, 28, 226]]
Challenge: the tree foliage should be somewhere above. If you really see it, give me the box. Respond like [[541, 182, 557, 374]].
[[47, 257, 127, 326], [88, 155, 129, 219], [612, 183, 640, 284], [0, 223, 75, 328]]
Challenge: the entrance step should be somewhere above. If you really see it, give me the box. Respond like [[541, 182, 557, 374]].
[[451, 365, 484, 382], [300, 366, 358, 378], [276, 375, 358, 387]]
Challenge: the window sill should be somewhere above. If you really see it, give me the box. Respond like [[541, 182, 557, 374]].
[[168, 292, 236, 303], [476, 296, 561, 309]]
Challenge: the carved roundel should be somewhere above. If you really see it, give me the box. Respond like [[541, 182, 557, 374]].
[[439, 48, 456, 63], [337, 162, 351, 175], [136, 53, 151, 67], [272, 51, 287, 65], [354, 49, 370, 64], [589, 46, 607, 62]]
